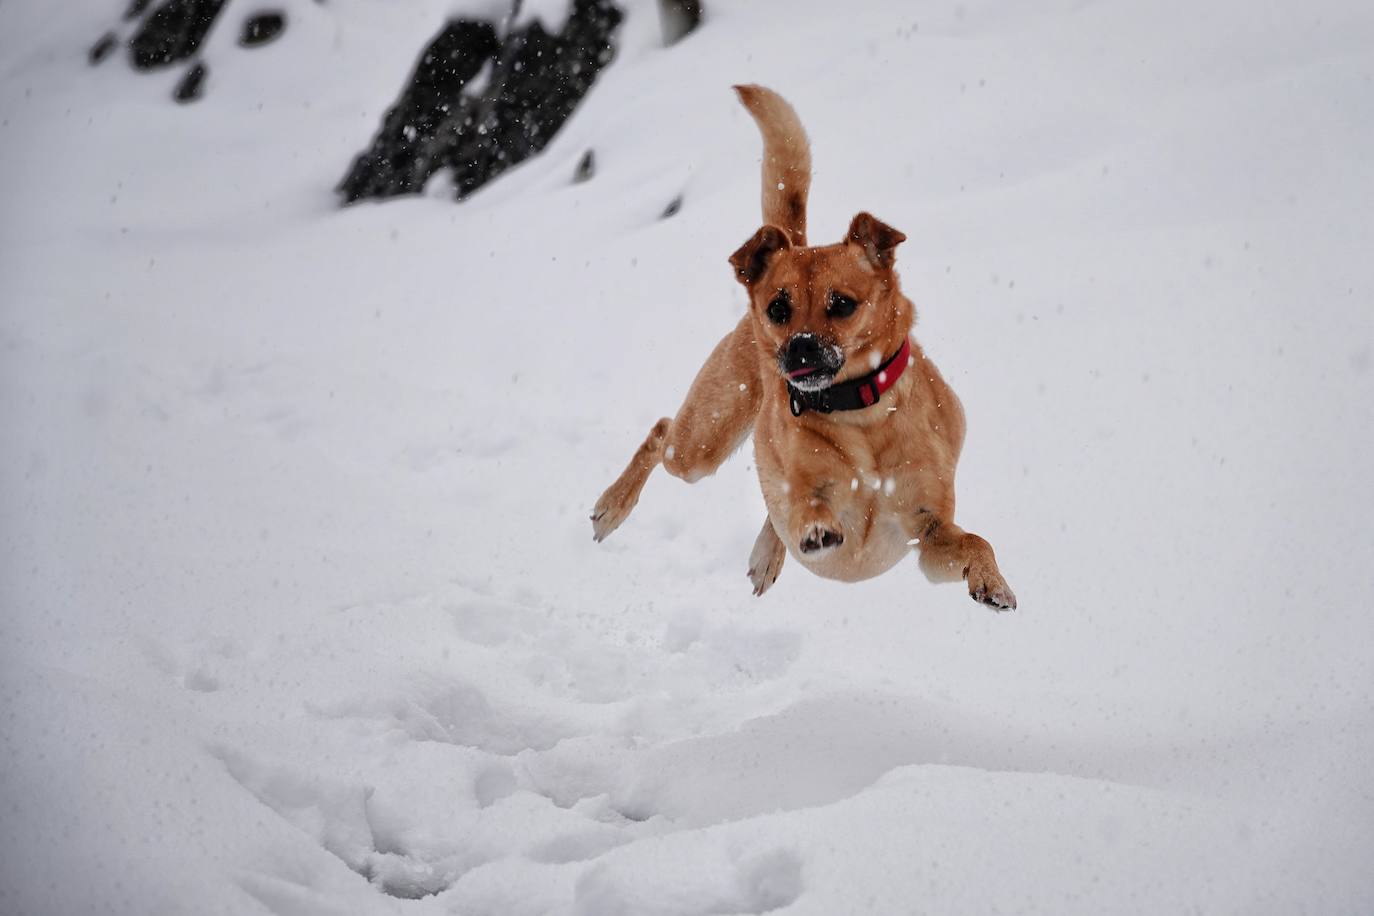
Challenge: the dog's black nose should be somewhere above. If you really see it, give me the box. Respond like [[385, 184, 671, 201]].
[[785, 334, 825, 368], [781, 334, 842, 384]]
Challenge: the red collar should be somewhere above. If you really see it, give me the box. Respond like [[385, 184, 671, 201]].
[[787, 338, 913, 417]]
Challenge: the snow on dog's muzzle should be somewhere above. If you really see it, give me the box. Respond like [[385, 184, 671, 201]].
[[780, 333, 843, 391]]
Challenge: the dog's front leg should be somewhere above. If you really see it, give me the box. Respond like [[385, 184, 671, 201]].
[[591, 318, 762, 542], [784, 478, 845, 557], [591, 417, 670, 541]]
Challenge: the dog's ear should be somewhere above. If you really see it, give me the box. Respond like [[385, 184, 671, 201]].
[[729, 224, 791, 285], [846, 212, 906, 270]]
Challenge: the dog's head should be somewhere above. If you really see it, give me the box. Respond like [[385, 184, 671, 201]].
[[729, 213, 910, 392]]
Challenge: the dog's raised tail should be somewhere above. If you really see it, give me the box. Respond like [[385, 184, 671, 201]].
[[734, 84, 811, 247]]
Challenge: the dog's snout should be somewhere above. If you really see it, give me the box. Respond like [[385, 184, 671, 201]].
[[780, 334, 843, 388], [785, 334, 824, 367]]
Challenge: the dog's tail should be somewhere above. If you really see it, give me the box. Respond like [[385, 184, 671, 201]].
[[734, 84, 811, 247]]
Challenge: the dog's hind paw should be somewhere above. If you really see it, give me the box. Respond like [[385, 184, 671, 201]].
[[967, 563, 1017, 611], [747, 521, 786, 596]]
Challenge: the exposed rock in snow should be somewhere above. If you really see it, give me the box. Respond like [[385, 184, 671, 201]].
[[658, 0, 701, 45], [88, 0, 287, 103], [238, 10, 285, 48], [88, 31, 119, 64], [173, 61, 207, 102], [128, 0, 226, 70], [337, 0, 623, 203], [573, 147, 597, 183]]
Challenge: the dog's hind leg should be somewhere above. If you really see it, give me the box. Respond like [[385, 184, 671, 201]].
[[908, 509, 1017, 610], [591, 318, 762, 542], [747, 517, 786, 596]]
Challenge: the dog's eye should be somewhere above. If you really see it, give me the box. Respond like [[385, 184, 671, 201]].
[[828, 292, 858, 318], [766, 291, 792, 325]]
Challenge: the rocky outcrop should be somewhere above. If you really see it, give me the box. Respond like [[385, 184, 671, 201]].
[[337, 0, 624, 204], [88, 0, 287, 103], [84, 0, 703, 207]]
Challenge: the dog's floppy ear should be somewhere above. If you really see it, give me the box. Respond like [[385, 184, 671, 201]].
[[729, 224, 791, 285], [846, 212, 906, 270]]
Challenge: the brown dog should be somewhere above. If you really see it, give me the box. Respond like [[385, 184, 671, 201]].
[[591, 85, 1016, 609]]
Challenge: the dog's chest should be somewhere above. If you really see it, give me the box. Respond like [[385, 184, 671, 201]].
[[755, 411, 928, 581], [830, 421, 925, 500], [758, 407, 928, 504], [828, 433, 927, 578]]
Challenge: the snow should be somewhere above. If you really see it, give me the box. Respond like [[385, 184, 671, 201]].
[[509, 0, 578, 33], [2, 0, 1374, 913]]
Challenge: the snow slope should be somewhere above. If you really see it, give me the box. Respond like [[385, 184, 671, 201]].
[[3, 0, 1373, 913]]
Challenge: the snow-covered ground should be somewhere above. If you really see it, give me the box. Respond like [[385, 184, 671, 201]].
[[3, 0, 1373, 912]]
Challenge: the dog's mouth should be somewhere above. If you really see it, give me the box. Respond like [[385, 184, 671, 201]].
[[779, 335, 845, 391], [784, 365, 837, 390]]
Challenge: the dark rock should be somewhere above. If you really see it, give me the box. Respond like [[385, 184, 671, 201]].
[[89, 32, 118, 65], [661, 194, 682, 219], [240, 11, 286, 47], [336, 20, 500, 201], [124, 0, 153, 20], [658, 0, 701, 46], [338, 0, 624, 204], [173, 61, 207, 102], [573, 149, 596, 183], [129, 0, 227, 70]]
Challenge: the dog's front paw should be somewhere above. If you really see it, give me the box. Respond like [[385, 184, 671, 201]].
[[966, 562, 1017, 611], [800, 525, 844, 554], [590, 483, 635, 543], [794, 507, 844, 556]]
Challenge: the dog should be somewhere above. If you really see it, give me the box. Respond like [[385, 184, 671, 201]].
[[591, 85, 1016, 610]]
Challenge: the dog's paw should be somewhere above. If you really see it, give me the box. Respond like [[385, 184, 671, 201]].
[[747, 525, 786, 596], [966, 562, 1017, 611], [590, 485, 635, 543], [799, 526, 843, 554], [795, 508, 844, 557]]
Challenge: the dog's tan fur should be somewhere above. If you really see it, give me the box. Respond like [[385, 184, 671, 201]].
[[592, 85, 1015, 609]]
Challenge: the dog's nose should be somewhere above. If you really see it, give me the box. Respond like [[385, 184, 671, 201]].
[[785, 334, 824, 367]]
